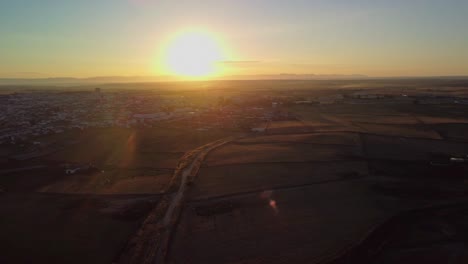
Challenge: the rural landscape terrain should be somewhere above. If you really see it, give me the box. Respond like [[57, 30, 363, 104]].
[[3, 0, 467, 263], [1, 79, 468, 263]]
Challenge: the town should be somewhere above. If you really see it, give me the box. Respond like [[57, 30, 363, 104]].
[[3, 83, 468, 147]]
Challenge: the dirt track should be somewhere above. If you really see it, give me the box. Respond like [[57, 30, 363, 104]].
[[117, 137, 237, 264]]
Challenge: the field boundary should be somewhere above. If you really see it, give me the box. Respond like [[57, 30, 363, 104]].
[[323, 200, 468, 264], [189, 176, 369, 203]]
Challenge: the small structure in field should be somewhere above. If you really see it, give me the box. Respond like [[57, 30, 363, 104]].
[[251, 127, 266, 133]]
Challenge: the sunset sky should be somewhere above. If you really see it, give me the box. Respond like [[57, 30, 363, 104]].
[[1, 0, 467, 78]]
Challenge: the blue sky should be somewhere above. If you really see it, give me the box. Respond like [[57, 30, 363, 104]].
[[1, 0, 467, 77]]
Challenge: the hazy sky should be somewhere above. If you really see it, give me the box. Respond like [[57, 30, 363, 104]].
[[1, 0, 467, 78]]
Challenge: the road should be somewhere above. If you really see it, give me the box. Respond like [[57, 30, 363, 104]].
[[153, 138, 235, 264], [162, 151, 201, 225]]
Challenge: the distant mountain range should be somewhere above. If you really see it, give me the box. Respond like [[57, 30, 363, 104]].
[[1, 74, 467, 86], [224, 74, 368, 80], [0, 76, 168, 86], [0, 74, 370, 85]]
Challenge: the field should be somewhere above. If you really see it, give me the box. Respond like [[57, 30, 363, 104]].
[[290, 103, 468, 139], [170, 127, 468, 263], [435, 123, 468, 141], [169, 132, 384, 263], [191, 161, 368, 199], [204, 142, 361, 166], [0, 127, 239, 195], [237, 132, 361, 145], [44, 127, 237, 168], [172, 179, 399, 263], [0, 125, 239, 263], [363, 135, 468, 161], [38, 168, 173, 194], [0, 192, 160, 264], [265, 120, 312, 134], [371, 204, 468, 263], [2, 80, 468, 263], [192, 132, 366, 199], [166, 89, 468, 263]]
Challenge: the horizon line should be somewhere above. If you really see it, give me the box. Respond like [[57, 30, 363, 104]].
[[2, 73, 468, 80]]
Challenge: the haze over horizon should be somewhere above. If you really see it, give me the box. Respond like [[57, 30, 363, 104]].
[[1, 0, 467, 79]]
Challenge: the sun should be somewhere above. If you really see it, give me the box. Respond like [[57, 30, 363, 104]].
[[162, 30, 226, 78]]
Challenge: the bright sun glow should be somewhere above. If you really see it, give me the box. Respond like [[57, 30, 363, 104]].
[[162, 30, 226, 78]]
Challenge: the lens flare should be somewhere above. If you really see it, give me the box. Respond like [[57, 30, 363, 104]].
[[261, 190, 279, 214]]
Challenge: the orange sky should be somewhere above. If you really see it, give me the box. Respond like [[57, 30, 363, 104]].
[[1, 1, 467, 78]]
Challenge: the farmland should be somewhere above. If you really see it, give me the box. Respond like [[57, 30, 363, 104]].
[[1, 79, 468, 263], [164, 81, 468, 263], [0, 124, 240, 263], [169, 124, 468, 263], [0, 192, 161, 264]]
